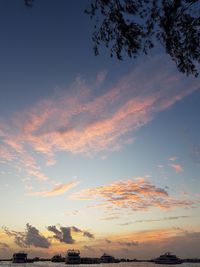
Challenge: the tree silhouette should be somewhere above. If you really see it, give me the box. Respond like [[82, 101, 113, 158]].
[[85, 0, 200, 77], [24, 0, 200, 76]]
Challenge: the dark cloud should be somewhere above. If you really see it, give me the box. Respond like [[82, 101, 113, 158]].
[[46, 225, 62, 240], [83, 231, 94, 239], [47, 225, 94, 244], [47, 225, 74, 244], [70, 226, 94, 238], [4, 224, 51, 248], [105, 239, 112, 244], [4, 228, 27, 248], [71, 226, 82, 233], [60, 227, 75, 244], [25, 224, 51, 248]]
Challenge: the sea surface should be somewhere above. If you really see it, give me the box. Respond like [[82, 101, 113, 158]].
[[0, 262, 200, 267]]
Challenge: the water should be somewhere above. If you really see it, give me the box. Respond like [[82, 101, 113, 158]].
[[0, 262, 200, 267]]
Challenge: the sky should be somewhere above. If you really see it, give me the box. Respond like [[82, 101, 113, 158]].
[[0, 0, 200, 260]]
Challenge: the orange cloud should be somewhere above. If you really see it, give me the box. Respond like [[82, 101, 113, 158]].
[[108, 228, 171, 243], [72, 177, 195, 211], [78, 227, 200, 259], [27, 181, 79, 197]]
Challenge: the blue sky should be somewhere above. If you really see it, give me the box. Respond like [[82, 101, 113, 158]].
[[0, 0, 200, 260]]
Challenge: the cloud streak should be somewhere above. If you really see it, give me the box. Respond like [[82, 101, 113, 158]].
[[169, 157, 177, 161], [72, 177, 196, 212], [0, 56, 199, 185], [119, 216, 190, 225], [27, 181, 79, 197]]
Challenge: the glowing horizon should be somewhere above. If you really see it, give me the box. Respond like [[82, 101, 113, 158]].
[[0, 0, 199, 260]]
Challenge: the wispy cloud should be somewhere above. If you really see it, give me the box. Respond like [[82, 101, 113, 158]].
[[169, 164, 184, 173], [169, 157, 177, 161], [27, 181, 79, 197], [120, 216, 190, 225], [0, 56, 199, 186], [135, 215, 190, 223], [72, 177, 196, 212], [101, 215, 121, 221], [65, 210, 80, 216]]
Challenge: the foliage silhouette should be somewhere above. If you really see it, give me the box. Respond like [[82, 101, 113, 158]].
[[24, 0, 34, 7], [85, 0, 200, 77], [24, 0, 200, 76]]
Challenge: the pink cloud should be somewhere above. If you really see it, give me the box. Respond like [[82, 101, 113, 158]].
[[12, 73, 198, 157], [27, 181, 79, 197], [71, 177, 195, 211], [0, 56, 199, 185], [170, 164, 184, 173], [0, 146, 13, 162]]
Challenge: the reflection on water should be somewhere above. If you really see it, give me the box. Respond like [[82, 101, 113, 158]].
[[0, 263, 200, 267]]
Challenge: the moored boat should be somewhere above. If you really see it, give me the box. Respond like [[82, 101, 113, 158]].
[[100, 253, 117, 263], [154, 252, 182, 264], [12, 253, 27, 263], [51, 254, 65, 262], [65, 249, 81, 264]]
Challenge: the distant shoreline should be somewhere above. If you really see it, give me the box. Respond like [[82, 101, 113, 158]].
[[0, 258, 200, 263]]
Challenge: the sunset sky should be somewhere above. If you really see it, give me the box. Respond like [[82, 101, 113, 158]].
[[0, 0, 200, 260]]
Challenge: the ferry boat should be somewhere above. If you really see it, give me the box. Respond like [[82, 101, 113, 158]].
[[12, 252, 27, 263], [154, 252, 182, 264], [51, 254, 65, 262], [100, 253, 116, 263], [65, 249, 81, 264]]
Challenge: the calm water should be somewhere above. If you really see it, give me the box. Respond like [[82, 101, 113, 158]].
[[0, 262, 200, 267]]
